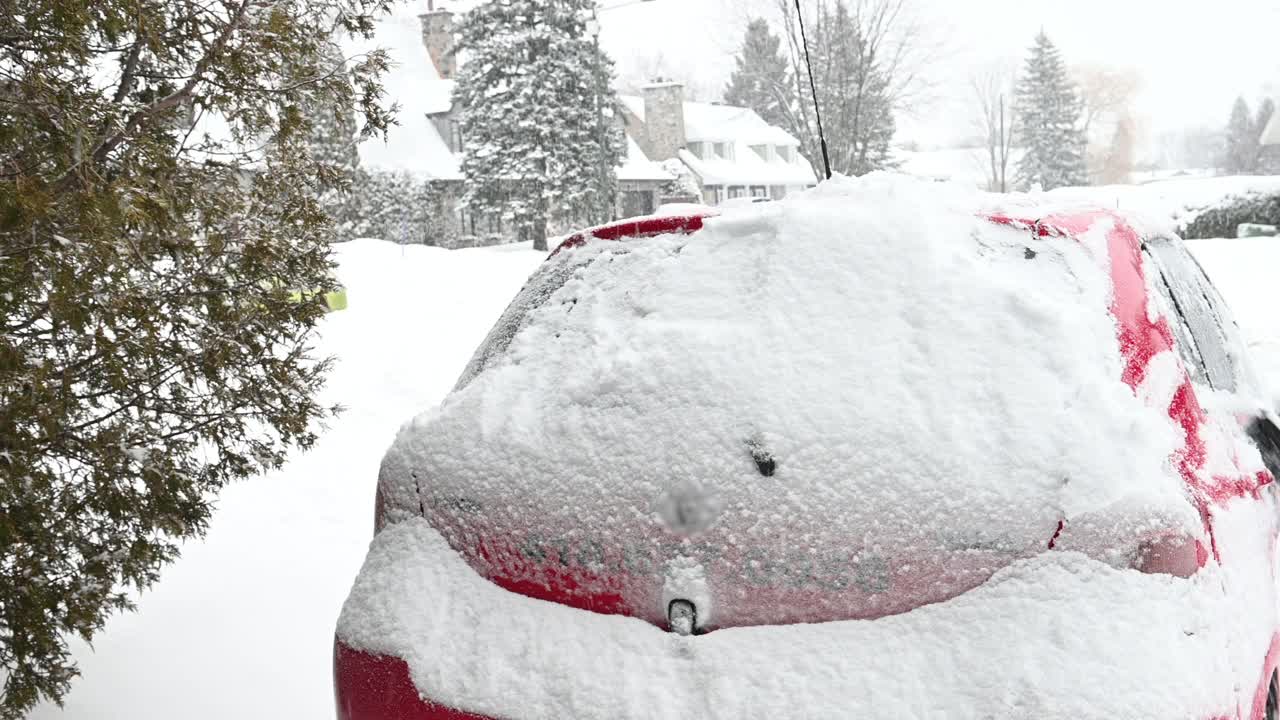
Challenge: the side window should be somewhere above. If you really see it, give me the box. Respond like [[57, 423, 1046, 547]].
[[1144, 238, 1242, 392], [1144, 247, 1209, 387]]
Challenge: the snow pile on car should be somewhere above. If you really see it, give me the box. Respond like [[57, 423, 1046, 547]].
[[372, 173, 1198, 628], [338, 516, 1237, 719]]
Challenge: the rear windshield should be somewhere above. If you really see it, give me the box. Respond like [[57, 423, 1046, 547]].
[[454, 252, 592, 391]]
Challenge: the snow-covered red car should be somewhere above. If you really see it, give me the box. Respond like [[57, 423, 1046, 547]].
[[335, 176, 1280, 720]]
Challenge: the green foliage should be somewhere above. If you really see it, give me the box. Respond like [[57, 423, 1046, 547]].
[[1180, 193, 1280, 240], [345, 171, 463, 247], [452, 0, 625, 251], [306, 41, 362, 175], [724, 18, 791, 130], [0, 0, 392, 716]]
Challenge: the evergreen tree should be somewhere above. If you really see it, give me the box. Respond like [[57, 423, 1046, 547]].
[[1253, 98, 1276, 173], [303, 41, 362, 239], [812, 0, 896, 176], [0, 1, 392, 716], [1223, 96, 1255, 174], [724, 18, 791, 129], [453, 0, 624, 252], [305, 42, 361, 174], [1013, 31, 1087, 190], [1098, 115, 1135, 185]]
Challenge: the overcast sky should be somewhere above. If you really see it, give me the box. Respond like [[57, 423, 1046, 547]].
[[417, 0, 1280, 147]]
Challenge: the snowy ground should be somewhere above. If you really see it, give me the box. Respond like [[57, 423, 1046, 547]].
[[29, 231, 1280, 719]]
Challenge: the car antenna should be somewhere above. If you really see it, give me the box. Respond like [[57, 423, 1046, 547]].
[[794, 0, 832, 181]]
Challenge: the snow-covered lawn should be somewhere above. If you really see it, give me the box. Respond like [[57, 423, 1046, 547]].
[[30, 231, 1280, 720]]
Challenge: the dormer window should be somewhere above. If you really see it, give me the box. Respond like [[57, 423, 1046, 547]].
[[777, 146, 795, 163], [688, 141, 708, 160], [715, 142, 734, 161], [750, 144, 771, 162]]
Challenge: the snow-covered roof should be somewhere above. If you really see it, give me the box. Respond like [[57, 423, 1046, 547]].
[[1261, 106, 1280, 147], [619, 95, 799, 146], [352, 11, 461, 180], [677, 145, 816, 187], [618, 94, 815, 187], [618, 136, 674, 182], [424, 79, 456, 116]]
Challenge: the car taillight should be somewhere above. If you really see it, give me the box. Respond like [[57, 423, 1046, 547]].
[[1132, 532, 1205, 578]]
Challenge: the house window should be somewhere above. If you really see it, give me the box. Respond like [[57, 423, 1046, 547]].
[[688, 141, 707, 160], [770, 185, 787, 199], [715, 142, 735, 161], [728, 186, 747, 199], [750, 186, 768, 198], [750, 144, 771, 162], [777, 146, 795, 163], [703, 185, 723, 205], [621, 189, 656, 218], [450, 121, 464, 154]]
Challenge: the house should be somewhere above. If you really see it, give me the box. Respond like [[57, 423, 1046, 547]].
[[356, 7, 814, 245], [1264, 108, 1280, 147], [619, 83, 818, 204]]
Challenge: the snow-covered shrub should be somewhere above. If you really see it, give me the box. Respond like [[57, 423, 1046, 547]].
[[1181, 193, 1280, 239], [336, 171, 463, 247]]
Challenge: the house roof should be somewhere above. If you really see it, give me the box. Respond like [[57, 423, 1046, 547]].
[[618, 96, 801, 146], [619, 136, 676, 182], [618, 94, 816, 187], [425, 79, 456, 116], [677, 146, 817, 187], [1262, 107, 1280, 147], [354, 12, 461, 180]]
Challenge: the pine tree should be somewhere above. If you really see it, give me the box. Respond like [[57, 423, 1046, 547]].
[[1223, 96, 1255, 174], [453, 0, 625, 251], [1013, 31, 1087, 190], [812, 0, 896, 176], [724, 18, 791, 129], [0, 1, 392, 716]]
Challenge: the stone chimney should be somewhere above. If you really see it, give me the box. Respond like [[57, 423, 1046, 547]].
[[642, 82, 687, 161], [420, 8, 457, 80]]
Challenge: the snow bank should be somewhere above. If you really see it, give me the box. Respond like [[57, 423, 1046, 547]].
[[338, 517, 1237, 720], [379, 174, 1194, 631], [1046, 175, 1280, 229]]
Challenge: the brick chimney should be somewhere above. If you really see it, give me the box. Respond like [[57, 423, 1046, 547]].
[[642, 82, 687, 161], [420, 8, 457, 80]]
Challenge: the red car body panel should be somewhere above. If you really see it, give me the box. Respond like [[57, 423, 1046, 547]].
[[334, 641, 494, 720], [336, 211, 1279, 720]]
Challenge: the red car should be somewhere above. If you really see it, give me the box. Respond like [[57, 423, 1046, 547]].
[[335, 178, 1280, 719]]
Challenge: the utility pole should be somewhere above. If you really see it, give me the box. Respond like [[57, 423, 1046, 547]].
[[588, 9, 610, 224], [591, 0, 656, 224], [998, 94, 1006, 193]]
